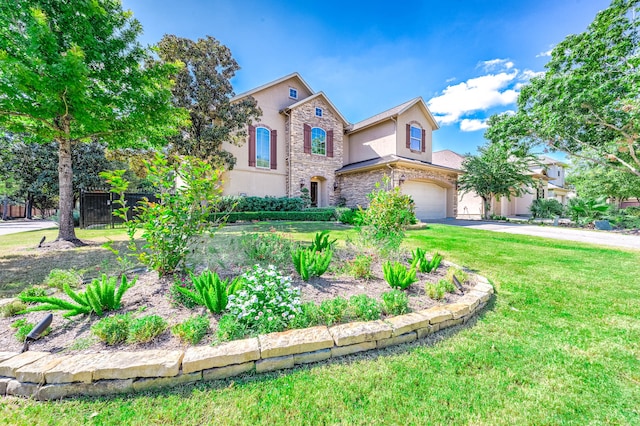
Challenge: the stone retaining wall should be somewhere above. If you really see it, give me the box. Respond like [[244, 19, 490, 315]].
[[0, 278, 494, 401]]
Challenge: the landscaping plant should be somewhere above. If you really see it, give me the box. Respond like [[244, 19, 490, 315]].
[[44, 268, 83, 290], [410, 248, 443, 273], [292, 247, 333, 281], [92, 314, 131, 345], [11, 318, 50, 342], [239, 231, 298, 268], [289, 301, 323, 329], [347, 253, 375, 280], [169, 275, 200, 309], [382, 261, 418, 290], [174, 269, 244, 314], [348, 294, 381, 321], [309, 230, 337, 252], [18, 286, 47, 299], [318, 297, 349, 326], [446, 267, 469, 284], [172, 315, 210, 345], [426, 279, 456, 300], [128, 315, 167, 344], [530, 198, 565, 219], [381, 290, 409, 315], [1, 300, 27, 318], [20, 274, 135, 318]]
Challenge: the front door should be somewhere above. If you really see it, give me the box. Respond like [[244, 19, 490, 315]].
[[310, 181, 318, 207]]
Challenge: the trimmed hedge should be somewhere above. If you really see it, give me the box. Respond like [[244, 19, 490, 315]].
[[211, 209, 338, 223], [216, 196, 306, 212]]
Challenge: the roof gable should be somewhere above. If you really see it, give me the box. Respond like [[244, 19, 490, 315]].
[[282, 92, 349, 125], [348, 97, 440, 133], [231, 72, 314, 101]]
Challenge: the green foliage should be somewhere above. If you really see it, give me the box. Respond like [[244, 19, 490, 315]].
[[292, 248, 333, 281], [217, 196, 306, 212], [425, 281, 449, 300], [382, 261, 418, 290], [175, 270, 244, 314], [567, 197, 610, 224], [381, 290, 409, 316], [309, 230, 337, 252], [337, 208, 362, 225], [318, 297, 349, 326], [446, 267, 469, 284], [18, 286, 47, 299], [608, 206, 640, 229], [217, 314, 250, 341], [212, 210, 338, 223], [225, 265, 302, 335], [357, 176, 416, 253], [346, 254, 375, 280], [127, 315, 167, 344], [530, 199, 565, 219], [103, 154, 224, 275], [11, 318, 51, 342], [347, 294, 381, 321], [567, 159, 640, 201], [172, 315, 210, 345], [44, 269, 82, 290], [21, 274, 135, 318], [288, 302, 323, 329], [91, 314, 131, 345], [239, 232, 298, 268], [1, 300, 27, 317], [410, 248, 443, 273], [169, 275, 199, 309]]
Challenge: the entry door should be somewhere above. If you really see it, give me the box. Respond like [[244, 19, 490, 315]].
[[310, 182, 318, 207]]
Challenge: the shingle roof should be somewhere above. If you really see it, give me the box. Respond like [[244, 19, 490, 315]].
[[336, 154, 460, 175], [347, 97, 440, 133]]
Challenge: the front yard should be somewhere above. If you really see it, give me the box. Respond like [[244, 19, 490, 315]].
[[1, 223, 639, 424]]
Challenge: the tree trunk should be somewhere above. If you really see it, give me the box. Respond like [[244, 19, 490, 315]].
[[482, 196, 491, 220], [57, 136, 83, 244], [2, 196, 8, 221], [25, 195, 33, 219]]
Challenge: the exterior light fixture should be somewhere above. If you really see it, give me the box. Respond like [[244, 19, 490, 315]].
[[333, 181, 339, 191], [399, 174, 406, 185], [21, 313, 53, 353], [300, 178, 305, 188]]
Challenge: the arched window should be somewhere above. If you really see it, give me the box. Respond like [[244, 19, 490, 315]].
[[256, 127, 270, 168], [311, 127, 326, 155]]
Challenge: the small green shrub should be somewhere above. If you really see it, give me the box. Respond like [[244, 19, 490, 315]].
[[19, 286, 48, 299], [215, 210, 336, 223], [348, 294, 381, 321], [172, 315, 210, 345], [347, 254, 374, 280], [91, 313, 131, 345], [319, 297, 349, 326], [1, 300, 27, 317], [381, 290, 409, 315], [289, 302, 322, 329], [410, 248, 443, 273], [216, 195, 306, 212], [530, 198, 565, 219], [446, 267, 469, 284], [127, 315, 167, 344], [309, 230, 337, 252], [216, 314, 250, 341], [174, 270, 244, 314], [292, 248, 333, 281], [426, 279, 456, 300], [45, 268, 83, 290], [169, 275, 199, 309], [337, 209, 361, 225], [240, 232, 298, 267], [382, 261, 417, 290], [11, 318, 51, 342]]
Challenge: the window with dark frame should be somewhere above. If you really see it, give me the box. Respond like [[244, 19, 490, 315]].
[[410, 125, 422, 151], [315, 107, 323, 117], [256, 127, 270, 168], [311, 127, 326, 155], [289, 88, 298, 99]]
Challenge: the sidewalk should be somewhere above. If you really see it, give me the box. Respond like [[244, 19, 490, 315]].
[[0, 219, 58, 236]]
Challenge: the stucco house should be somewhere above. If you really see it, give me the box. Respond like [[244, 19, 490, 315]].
[[222, 73, 460, 219]]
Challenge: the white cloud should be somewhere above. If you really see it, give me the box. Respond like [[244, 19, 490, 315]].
[[480, 58, 514, 72], [427, 71, 519, 125], [536, 49, 552, 58], [460, 119, 489, 132], [520, 69, 544, 80], [445, 77, 457, 83]]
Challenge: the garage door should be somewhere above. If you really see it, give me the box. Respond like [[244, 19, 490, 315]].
[[402, 181, 446, 220]]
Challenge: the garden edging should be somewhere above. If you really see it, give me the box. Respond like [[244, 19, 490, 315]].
[[0, 277, 494, 401]]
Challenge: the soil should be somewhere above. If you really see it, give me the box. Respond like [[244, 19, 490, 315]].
[[0, 247, 472, 356]]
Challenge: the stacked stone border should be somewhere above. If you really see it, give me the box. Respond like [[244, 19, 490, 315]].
[[0, 276, 494, 401]]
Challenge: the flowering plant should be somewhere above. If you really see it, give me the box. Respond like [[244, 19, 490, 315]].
[[226, 265, 302, 334]]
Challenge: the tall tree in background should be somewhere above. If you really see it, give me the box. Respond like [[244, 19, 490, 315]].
[[157, 35, 261, 169], [459, 116, 537, 219], [0, 0, 186, 244], [567, 157, 640, 204], [516, 0, 640, 176]]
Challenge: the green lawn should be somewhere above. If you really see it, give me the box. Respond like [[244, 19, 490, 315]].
[[1, 223, 639, 425]]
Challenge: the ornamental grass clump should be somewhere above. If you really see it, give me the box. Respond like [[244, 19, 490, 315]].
[[410, 248, 443, 273], [291, 247, 333, 281], [174, 269, 244, 314], [382, 261, 417, 290], [223, 265, 302, 336], [172, 315, 210, 345]]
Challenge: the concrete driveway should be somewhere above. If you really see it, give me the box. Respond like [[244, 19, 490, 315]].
[[0, 219, 58, 236], [425, 219, 640, 250]]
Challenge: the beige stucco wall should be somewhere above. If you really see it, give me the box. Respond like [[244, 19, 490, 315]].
[[397, 104, 434, 163], [457, 191, 484, 220], [347, 121, 396, 164], [222, 169, 287, 197]]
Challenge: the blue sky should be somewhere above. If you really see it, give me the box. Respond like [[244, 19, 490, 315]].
[[122, 0, 611, 156]]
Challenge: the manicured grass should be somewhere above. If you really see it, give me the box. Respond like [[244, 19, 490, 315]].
[[1, 224, 639, 425]]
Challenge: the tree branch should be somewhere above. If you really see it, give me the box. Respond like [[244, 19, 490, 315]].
[[0, 110, 58, 132]]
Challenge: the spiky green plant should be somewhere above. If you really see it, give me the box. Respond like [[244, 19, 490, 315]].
[[309, 230, 337, 252], [382, 261, 417, 290], [292, 248, 333, 281], [20, 274, 136, 318], [410, 248, 443, 273], [174, 270, 243, 314]]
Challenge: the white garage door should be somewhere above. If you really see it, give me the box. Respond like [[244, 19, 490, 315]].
[[402, 181, 446, 220]]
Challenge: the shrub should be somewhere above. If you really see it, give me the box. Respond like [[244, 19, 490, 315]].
[[12, 318, 51, 342], [21, 274, 136, 318], [45, 268, 83, 290], [174, 270, 244, 314], [127, 315, 167, 344], [426, 279, 456, 300], [240, 232, 298, 268], [216, 314, 250, 341], [18, 286, 47, 299], [211, 210, 337, 223], [92, 313, 131, 345], [172, 315, 209, 345], [169, 275, 199, 309], [1, 300, 27, 317], [382, 261, 417, 290], [318, 297, 349, 326], [567, 197, 610, 224], [216, 195, 306, 212], [337, 208, 361, 225], [347, 254, 374, 280], [530, 198, 565, 219], [225, 265, 302, 335], [309, 230, 337, 252], [289, 301, 322, 329], [292, 248, 333, 281], [381, 290, 409, 315], [348, 294, 381, 321], [446, 267, 469, 284], [410, 248, 443, 273]]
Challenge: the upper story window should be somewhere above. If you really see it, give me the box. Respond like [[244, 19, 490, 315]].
[[256, 127, 271, 168], [315, 107, 323, 117], [410, 125, 422, 151], [311, 127, 326, 155], [289, 88, 298, 99]]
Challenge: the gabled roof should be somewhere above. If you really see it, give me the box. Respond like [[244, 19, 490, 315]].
[[336, 154, 460, 175], [281, 92, 349, 125], [230, 72, 314, 102], [539, 155, 568, 167], [347, 97, 440, 133]]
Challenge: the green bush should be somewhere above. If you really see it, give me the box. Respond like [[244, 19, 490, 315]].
[[337, 208, 361, 225], [216, 314, 250, 341], [127, 315, 167, 344], [348, 294, 381, 321], [318, 297, 349, 326], [381, 290, 409, 315], [1, 300, 27, 317], [18, 286, 47, 299], [446, 267, 469, 284], [410, 248, 443, 273], [309, 230, 337, 252], [240, 232, 298, 268], [174, 270, 244, 314], [172, 315, 210, 345], [92, 313, 131, 345], [44, 268, 83, 290], [426, 279, 456, 300], [216, 195, 306, 212], [530, 198, 565, 219], [347, 254, 375, 280], [289, 302, 323, 329], [169, 275, 199, 309], [211, 210, 337, 223], [382, 261, 417, 290], [292, 248, 333, 281], [568, 197, 610, 224], [12, 318, 51, 342]]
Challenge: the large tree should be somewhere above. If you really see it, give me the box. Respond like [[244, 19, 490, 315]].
[[157, 35, 261, 169], [0, 0, 186, 244], [459, 116, 538, 219], [567, 156, 640, 204], [516, 0, 640, 176]]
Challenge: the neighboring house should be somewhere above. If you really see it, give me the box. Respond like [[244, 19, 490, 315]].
[[432, 150, 570, 219], [223, 73, 460, 219]]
